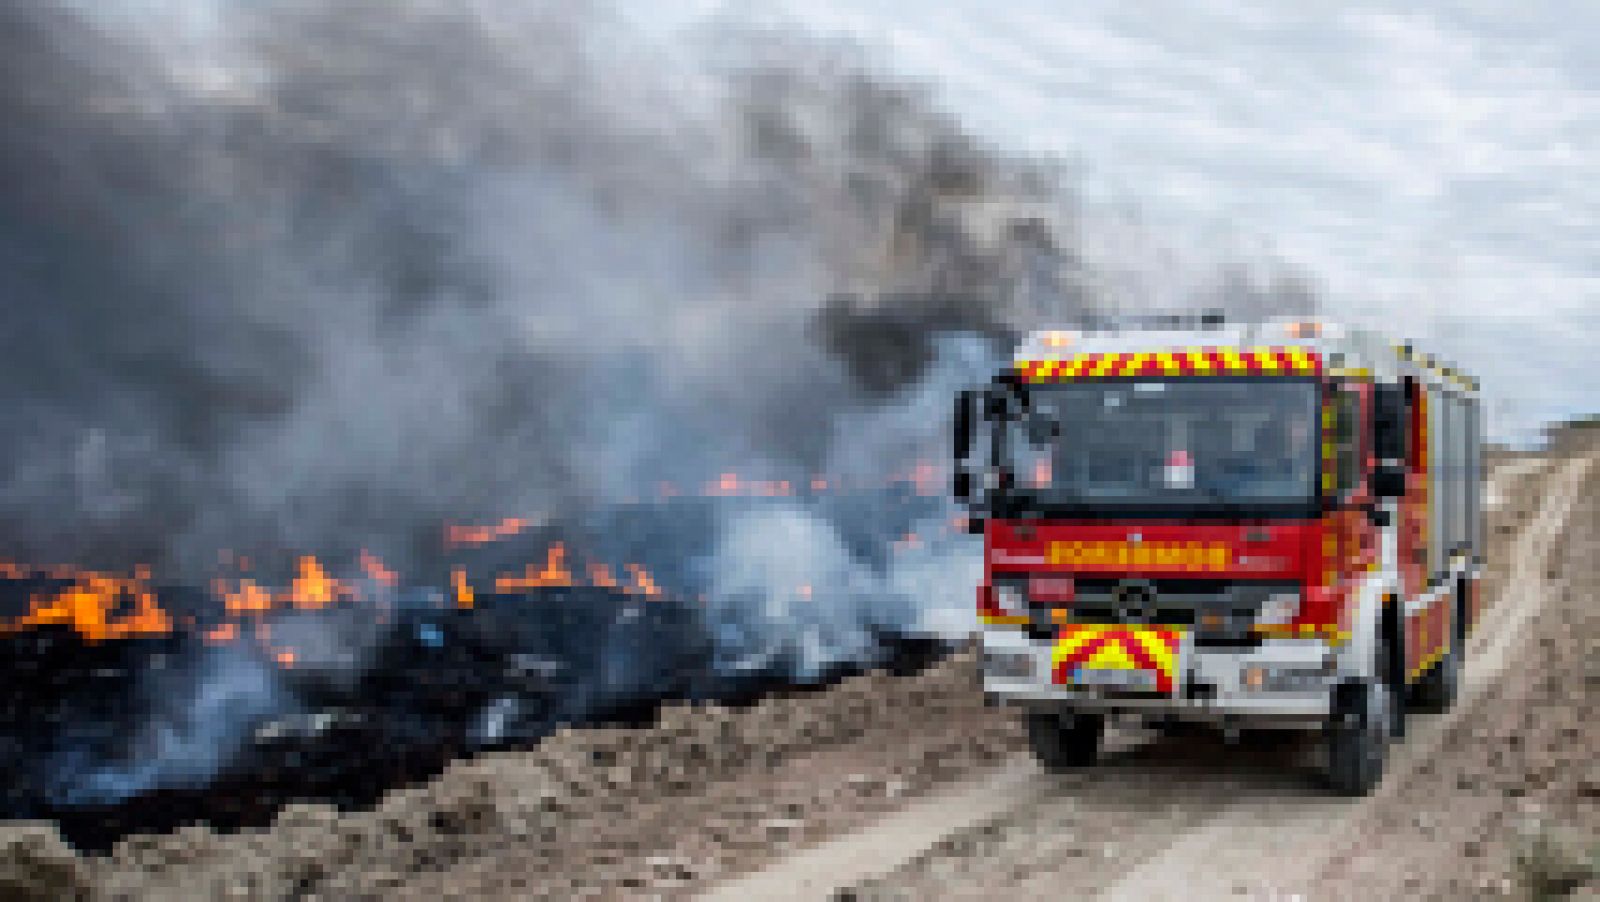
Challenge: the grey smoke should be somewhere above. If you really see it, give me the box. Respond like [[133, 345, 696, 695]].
[[0, 0, 1082, 579]]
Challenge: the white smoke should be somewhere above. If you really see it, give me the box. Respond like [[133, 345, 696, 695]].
[[50, 650, 291, 805], [703, 333, 996, 676]]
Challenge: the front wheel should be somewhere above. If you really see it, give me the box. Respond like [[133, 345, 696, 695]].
[[1025, 708, 1104, 772], [1325, 679, 1392, 796]]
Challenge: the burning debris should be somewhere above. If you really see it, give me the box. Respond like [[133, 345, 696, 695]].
[[0, 470, 974, 849]]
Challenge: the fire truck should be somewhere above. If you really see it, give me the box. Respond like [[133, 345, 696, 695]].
[[953, 315, 1483, 794]]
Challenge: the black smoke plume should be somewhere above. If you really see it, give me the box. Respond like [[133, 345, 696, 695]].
[[0, 0, 1080, 578]]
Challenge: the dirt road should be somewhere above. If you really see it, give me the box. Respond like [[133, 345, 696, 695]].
[[704, 453, 1596, 901]]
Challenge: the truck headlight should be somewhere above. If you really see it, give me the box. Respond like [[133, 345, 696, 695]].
[[993, 582, 1028, 617], [982, 650, 1034, 680], [1255, 590, 1301, 626], [1243, 657, 1336, 692]]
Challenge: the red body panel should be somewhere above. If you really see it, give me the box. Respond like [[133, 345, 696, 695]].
[[986, 518, 1317, 582], [982, 512, 1382, 639]]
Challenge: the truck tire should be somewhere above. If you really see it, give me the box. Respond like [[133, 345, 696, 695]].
[[1383, 598, 1408, 739], [1325, 678, 1392, 796], [1412, 582, 1465, 713], [1026, 708, 1103, 772]]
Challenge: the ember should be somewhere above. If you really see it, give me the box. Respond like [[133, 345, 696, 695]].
[[623, 563, 662, 598], [360, 550, 398, 588]]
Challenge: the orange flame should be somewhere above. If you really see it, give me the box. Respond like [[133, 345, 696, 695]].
[[588, 563, 617, 588], [274, 649, 297, 668], [444, 516, 532, 549], [287, 556, 352, 610], [494, 543, 574, 592], [623, 563, 661, 598], [0, 574, 173, 643], [0, 541, 662, 649], [222, 579, 274, 615], [797, 584, 813, 601], [452, 568, 474, 609], [204, 622, 239, 644]]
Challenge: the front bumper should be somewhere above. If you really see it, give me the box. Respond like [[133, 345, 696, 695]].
[[981, 629, 1335, 728]]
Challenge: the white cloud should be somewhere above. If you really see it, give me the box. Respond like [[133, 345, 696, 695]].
[[637, 0, 1598, 441]]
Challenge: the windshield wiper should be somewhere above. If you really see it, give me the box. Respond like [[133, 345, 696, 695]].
[[1188, 483, 1238, 511]]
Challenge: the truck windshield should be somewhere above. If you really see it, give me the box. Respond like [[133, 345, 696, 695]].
[[1004, 378, 1320, 515]]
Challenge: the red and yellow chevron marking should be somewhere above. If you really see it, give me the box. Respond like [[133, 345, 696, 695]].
[[1017, 346, 1321, 382], [1051, 624, 1184, 693]]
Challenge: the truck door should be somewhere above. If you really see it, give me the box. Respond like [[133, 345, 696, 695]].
[[1404, 378, 1432, 599]]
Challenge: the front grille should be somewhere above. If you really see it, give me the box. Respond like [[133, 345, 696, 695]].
[[1019, 578, 1296, 648]]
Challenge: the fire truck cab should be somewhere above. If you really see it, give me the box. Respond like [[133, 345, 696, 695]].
[[954, 315, 1482, 795]]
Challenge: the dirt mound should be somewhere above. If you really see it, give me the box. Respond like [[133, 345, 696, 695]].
[[0, 823, 92, 901], [9, 649, 1009, 899]]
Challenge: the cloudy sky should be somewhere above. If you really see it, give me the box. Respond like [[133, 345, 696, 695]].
[[637, 0, 1596, 444]]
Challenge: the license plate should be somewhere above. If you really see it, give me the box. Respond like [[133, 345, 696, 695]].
[[1068, 667, 1158, 691]]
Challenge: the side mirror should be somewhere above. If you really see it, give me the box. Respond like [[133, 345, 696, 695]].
[[1372, 383, 1408, 462], [1372, 463, 1407, 499], [954, 390, 975, 463], [953, 389, 978, 502]]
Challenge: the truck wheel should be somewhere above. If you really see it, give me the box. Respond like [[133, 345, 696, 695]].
[[1325, 678, 1392, 796], [1026, 708, 1103, 772], [1414, 585, 1465, 713]]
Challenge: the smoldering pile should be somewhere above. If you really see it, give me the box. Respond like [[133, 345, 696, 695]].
[[0, 478, 967, 851]]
